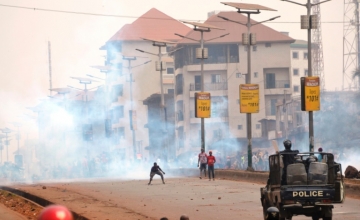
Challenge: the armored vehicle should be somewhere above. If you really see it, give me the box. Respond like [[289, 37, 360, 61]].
[[260, 152, 345, 220]]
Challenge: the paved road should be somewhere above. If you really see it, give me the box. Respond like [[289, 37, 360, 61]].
[[10, 177, 360, 220], [0, 203, 27, 220]]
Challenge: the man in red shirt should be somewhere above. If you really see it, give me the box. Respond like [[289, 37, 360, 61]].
[[207, 151, 216, 181]]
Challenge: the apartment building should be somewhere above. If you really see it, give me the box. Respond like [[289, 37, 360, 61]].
[[101, 8, 191, 160], [173, 11, 295, 154]]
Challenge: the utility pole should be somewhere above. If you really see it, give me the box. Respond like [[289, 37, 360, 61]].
[[175, 22, 228, 152], [48, 41, 53, 96], [219, 2, 279, 171]]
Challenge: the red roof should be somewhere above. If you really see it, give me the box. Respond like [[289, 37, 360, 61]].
[[107, 8, 191, 42], [177, 11, 294, 44]]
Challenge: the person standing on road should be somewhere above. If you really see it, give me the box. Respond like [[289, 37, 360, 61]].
[[198, 148, 207, 179], [148, 162, 165, 185], [207, 151, 216, 181]]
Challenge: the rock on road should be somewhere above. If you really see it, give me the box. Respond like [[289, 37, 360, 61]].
[[9, 177, 360, 220]]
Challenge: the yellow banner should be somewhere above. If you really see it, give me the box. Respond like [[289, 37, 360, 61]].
[[195, 92, 211, 118], [240, 84, 259, 113], [304, 77, 320, 111]]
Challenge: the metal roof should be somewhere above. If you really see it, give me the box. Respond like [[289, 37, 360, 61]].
[[180, 21, 224, 30], [221, 2, 277, 11], [176, 11, 294, 45], [106, 8, 191, 42]]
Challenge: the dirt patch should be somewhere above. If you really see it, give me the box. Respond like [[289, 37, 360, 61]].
[[0, 190, 43, 219]]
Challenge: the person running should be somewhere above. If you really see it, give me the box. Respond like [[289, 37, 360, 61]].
[[148, 162, 165, 185], [207, 151, 216, 181], [198, 148, 207, 179]]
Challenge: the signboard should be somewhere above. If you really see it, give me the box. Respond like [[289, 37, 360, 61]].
[[239, 84, 259, 113], [195, 92, 211, 118], [301, 77, 320, 111], [129, 110, 137, 130]]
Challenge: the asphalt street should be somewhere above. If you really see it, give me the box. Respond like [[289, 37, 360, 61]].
[[10, 177, 360, 220], [0, 203, 27, 220]]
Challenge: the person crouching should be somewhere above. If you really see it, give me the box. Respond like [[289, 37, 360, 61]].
[[148, 162, 165, 185]]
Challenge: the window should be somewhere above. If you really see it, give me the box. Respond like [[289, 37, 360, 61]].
[[265, 43, 271, 48], [252, 45, 257, 52], [112, 106, 124, 122], [244, 46, 248, 51], [111, 84, 123, 102], [294, 85, 299, 92], [167, 68, 174, 74], [304, 69, 308, 76], [256, 124, 261, 129], [270, 99, 277, 115], [229, 44, 239, 63], [304, 52, 308, 59], [266, 73, 276, 89], [238, 125, 243, 130], [254, 72, 258, 78], [236, 73, 242, 78], [175, 74, 183, 95], [194, 75, 201, 90], [168, 89, 174, 94], [293, 69, 299, 76], [292, 52, 298, 59], [211, 74, 222, 83]]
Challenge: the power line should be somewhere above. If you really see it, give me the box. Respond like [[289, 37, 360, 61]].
[[0, 3, 349, 24]]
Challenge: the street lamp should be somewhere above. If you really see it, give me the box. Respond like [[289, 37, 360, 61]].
[[70, 77, 99, 157], [175, 21, 228, 152], [219, 2, 279, 171], [0, 127, 13, 162], [122, 55, 151, 160], [280, 0, 332, 152], [135, 38, 182, 160]]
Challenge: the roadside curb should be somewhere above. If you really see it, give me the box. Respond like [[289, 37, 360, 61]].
[[0, 186, 89, 220], [169, 168, 360, 197]]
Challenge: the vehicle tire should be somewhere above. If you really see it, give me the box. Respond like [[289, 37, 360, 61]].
[[323, 217, 332, 220], [261, 199, 268, 220], [311, 216, 319, 220]]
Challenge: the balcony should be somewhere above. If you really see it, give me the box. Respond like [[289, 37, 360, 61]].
[[190, 82, 228, 91], [264, 80, 291, 95]]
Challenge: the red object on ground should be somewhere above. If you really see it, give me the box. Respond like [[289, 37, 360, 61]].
[[38, 205, 74, 220]]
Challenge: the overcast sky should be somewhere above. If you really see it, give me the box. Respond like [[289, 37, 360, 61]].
[[0, 0, 344, 147]]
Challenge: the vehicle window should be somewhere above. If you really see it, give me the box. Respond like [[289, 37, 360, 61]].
[[308, 162, 328, 185]]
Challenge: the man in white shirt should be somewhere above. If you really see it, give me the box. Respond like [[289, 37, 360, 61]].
[[198, 148, 208, 179]]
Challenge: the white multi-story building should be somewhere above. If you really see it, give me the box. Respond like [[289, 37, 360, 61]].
[[173, 11, 295, 154], [101, 8, 190, 160], [290, 39, 308, 97]]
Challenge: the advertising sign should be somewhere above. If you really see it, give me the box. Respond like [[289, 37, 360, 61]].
[[239, 84, 259, 113], [301, 77, 320, 111], [195, 92, 211, 118]]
